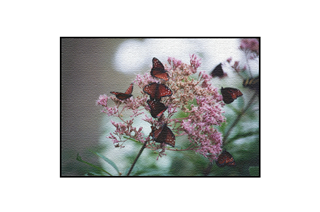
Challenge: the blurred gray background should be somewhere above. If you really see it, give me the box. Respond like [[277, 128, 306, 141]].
[[61, 38, 132, 175]]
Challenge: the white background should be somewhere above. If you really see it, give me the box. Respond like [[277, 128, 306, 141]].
[[1, 1, 319, 211]]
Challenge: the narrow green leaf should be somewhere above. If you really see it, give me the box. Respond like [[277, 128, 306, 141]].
[[89, 150, 120, 175], [139, 170, 171, 176], [227, 130, 259, 143], [76, 153, 112, 176], [227, 104, 240, 114], [249, 166, 259, 176], [84, 172, 102, 176]]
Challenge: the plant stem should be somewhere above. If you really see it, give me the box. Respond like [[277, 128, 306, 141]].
[[203, 92, 258, 176], [126, 141, 148, 176], [245, 50, 253, 78], [223, 92, 258, 145]]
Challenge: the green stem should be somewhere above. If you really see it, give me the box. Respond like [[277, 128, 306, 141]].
[[203, 92, 258, 176], [223, 92, 258, 145], [245, 50, 253, 78], [126, 141, 148, 176]]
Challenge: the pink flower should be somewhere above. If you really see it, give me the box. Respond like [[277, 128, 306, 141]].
[[178, 94, 225, 161], [168, 57, 182, 69], [240, 38, 259, 55], [105, 106, 118, 116], [96, 94, 119, 116], [134, 73, 158, 90], [190, 54, 202, 71], [96, 94, 108, 107], [232, 61, 240, 72], [109, 119, 145, 145], [97, 54, 226, 161]]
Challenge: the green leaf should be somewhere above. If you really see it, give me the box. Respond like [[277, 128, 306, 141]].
[[227, 104, 240, 114], [249, 166, 259, 176], [227, 130, 259, 143], [173, 110, 189, 119], [139, 170, 171, 176], [76, 153, 112, 176], [89, 150, 120, 175], [84, 172, 103, 176]]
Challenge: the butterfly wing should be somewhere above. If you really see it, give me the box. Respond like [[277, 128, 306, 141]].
[[110, 92, 132, 100], [152, 57, 165, 70], [216, 150, 236, 167], [152, 124, 175, 147], [143, 83, 172, 100], [143, 83, 159, 100], [147, 99, 168, 118], [151, 58, 169, 81], [152, 125, 163, 141], [110, 83, 134, 100], [151, 69, 170, 81], [243, 76, 259, 93], [162, 125, 175, 147], [124, 83, 134, 95], [221, 87, 243, 104], [157, 84, 173, 99], [211, 63, 224, 78], [149, 126, 156, 137]]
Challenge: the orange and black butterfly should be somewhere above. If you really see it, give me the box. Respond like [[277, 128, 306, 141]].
[[210, 63, 226, 78], [151, 124, 175, 147], [151, 57, 169, 81], [143, 82, 173, 101], [110, 83, 134, 100], [221, 87, 243, 104], [243, 76, 259, 93], [147, 99, 168, 119], [216, 150, 236, 167]]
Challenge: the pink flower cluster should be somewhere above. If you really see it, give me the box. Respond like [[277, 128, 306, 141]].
[[97, 55, 226, 161], [227, 60, 243, 72], [226, 38, 259, 73], [96, 95, 118, 116], [109, 119, 144, 148], [240, 39, 259, 53], [240, 38, 259, 59], [171, 70, 225, 161], [190, 54, 202, 70]]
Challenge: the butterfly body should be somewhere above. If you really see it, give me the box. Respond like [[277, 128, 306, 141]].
[[147, 99, 168, 118], [110, 83, 134, 100], [151, 124, 175, 147], [221, 87, 243, 104], [216, 150, 236, 167], [151, 57, 169, 81], [143, 82, 173, 101]]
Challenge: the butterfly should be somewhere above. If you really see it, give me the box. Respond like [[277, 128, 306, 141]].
[[147, 99, 168, 119], [151, 57, 169, 81], [143, 82, 173, 101], [110, 83, 134, 100], [243, 76, 259, 93], [221, 87, 243, 104], [215, 150, 236, 167], [151, 124, 175, 147], [210, 63, 226, 78]]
